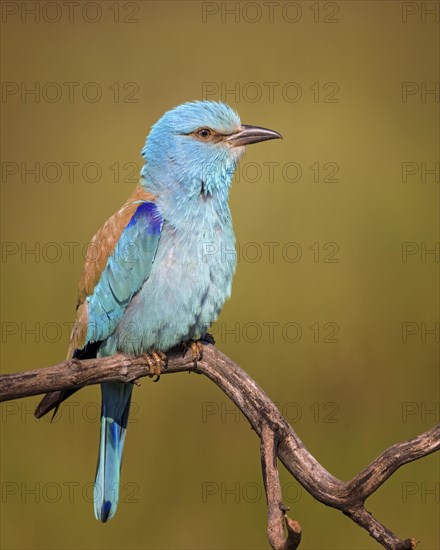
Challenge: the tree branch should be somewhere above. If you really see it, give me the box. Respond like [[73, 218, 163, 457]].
[[0, 342, 438, 550], [260, 423, 302, 550]]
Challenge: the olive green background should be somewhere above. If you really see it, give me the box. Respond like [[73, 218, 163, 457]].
[[1, 1, 439, 549]]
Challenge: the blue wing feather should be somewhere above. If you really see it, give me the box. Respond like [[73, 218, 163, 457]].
[[86, 201, 163, 344]]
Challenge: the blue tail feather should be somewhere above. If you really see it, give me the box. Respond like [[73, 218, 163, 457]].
[[94, 382, 133, 522]]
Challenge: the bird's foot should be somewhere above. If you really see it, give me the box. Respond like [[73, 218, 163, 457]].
[[143, 350, 168, 382], [182, 339, 203, 369]]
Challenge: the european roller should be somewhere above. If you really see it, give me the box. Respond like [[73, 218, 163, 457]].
[[35, 101, 281, 522]]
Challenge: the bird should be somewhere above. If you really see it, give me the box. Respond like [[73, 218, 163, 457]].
[[35, 100, 282, 522]]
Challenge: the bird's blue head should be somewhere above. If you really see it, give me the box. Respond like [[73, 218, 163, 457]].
[[140, 101, 281, 200]]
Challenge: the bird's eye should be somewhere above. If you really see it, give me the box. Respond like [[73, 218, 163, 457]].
[[197, 128, 212, 139]]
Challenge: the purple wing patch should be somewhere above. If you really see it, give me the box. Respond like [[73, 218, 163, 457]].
[[127, 201, 163, 235]]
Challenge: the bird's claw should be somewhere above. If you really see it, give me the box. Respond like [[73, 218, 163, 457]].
[[143, 350, 168, 382], [182, 339, 203, 369]]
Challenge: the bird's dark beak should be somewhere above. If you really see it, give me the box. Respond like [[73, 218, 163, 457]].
[[226, 125, 282, 147]]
